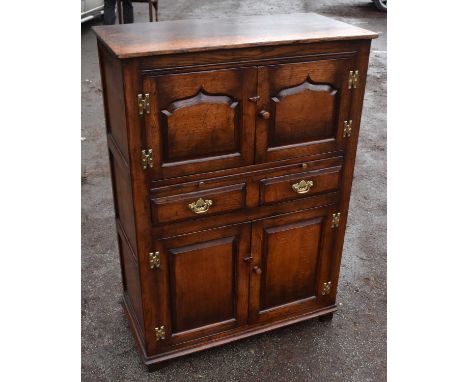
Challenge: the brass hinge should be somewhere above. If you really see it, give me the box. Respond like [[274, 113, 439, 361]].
[[138, 93, 150, 115], [331, 212, 341, 228], [141, 149, 153, 170], [154, 326, 165, 341], [149, 251, 160, 269], [343, 120, 353, 138], [348, 70, 359, 89], [321, 281, 332, 295]]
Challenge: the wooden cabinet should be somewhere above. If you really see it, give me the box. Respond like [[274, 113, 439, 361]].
[[94, 12, 377, 367]]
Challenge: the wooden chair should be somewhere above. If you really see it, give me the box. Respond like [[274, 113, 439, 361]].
[[117, 0, 158, 24]]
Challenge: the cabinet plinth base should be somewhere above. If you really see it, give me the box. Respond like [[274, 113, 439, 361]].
[[123, 298, 337, 369], [318, 312, 334, 322]]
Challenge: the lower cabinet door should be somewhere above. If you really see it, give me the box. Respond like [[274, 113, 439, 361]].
[[154, 223, 251, 347], [248, 206, 340, 323]]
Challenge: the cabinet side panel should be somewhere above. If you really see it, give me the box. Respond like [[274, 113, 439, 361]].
[[98, 43, 129, 162], [121, 60, 156, 357], [98, 51, 149, 357], [118, 233, 144, 332], [109, 152, 137, 251], [331, 40, 373, 298]]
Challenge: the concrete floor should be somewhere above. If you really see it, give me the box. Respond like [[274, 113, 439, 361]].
[[81, 1, 386, 380]]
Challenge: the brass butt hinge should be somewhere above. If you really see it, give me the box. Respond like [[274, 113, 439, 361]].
[[343, 120, 353, 138], [138, 93, 150, 115], [331, 213, 341, 228], [149, 251, 160, 269], [321, 281, 332, 295], [348, 70, 359, 89], [154, 326, 165, 341], [141, 149, 154, 170]]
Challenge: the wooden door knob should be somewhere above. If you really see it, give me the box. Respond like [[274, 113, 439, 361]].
[[253, 266, 262, 274], [259, 110, 270, 120]]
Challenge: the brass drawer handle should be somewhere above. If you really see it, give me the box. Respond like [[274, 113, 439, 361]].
[[188, 198, 213, 214], [292, 180, 314, 194]]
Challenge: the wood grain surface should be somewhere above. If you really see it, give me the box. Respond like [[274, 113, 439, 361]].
[[93, 12, 378, 58]]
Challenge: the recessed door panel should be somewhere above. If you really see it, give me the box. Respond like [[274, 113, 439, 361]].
[[256, 57, 355, 162], [261, 219, 322, 310], [152, 224, 251, 347], [143, 67, 256, 179], [271, 79, 338, 146], [161, 91, 239, 162], [249, 207, 339, 323], [169, 237, 236, 333]]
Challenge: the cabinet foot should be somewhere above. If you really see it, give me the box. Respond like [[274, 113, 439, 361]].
[[318, 312, 334, 322]]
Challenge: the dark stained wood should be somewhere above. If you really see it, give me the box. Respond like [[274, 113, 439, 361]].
[[259, 163, 342, 205], [151, 183, 246, 224], [256, 57, 354, 162], [139, 41, 364, 72], [109, 152, 137, 251], [318, 312, 334, 322], [119, 59, 158, 356], [248, 207, 338, 323], [144, 67, 256, 179], [93, 12, 377, 58], [150, 156, 343, 194], [95, 12, 376, 367], [118, 232, 144, 328], [98, 44, 129, 162], [151, 224, 251, 347], [161, 91, 238, 161]]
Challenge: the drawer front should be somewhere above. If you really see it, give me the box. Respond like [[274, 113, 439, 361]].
[[260, 165, 342, 205], [151, 183, 246, 224], [150, 156, 344, 231]]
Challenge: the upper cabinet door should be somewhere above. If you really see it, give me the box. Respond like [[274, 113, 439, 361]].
[[143, 68, 257, 179], [255, 57, 354, 163]]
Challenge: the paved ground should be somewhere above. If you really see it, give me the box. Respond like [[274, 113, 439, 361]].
[[81, 1, 386, 380]]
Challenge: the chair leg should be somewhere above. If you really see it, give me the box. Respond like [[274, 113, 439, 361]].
[[150, 0, 158, 22], [117, 0, 123, 24], [148, 0, 153, 22]]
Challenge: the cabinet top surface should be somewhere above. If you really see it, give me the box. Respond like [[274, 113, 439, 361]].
[[93, 12, 378, 59]]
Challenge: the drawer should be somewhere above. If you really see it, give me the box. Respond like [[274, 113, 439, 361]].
[[150, 157, 343, 236], [151, 183, 246, 224], [259, 164, 342, 205]]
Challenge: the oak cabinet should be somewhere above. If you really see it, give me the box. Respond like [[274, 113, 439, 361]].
[[94, 12, 377, 367]]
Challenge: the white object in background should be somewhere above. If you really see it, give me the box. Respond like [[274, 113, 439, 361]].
[[81, 0, 105, 23]]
